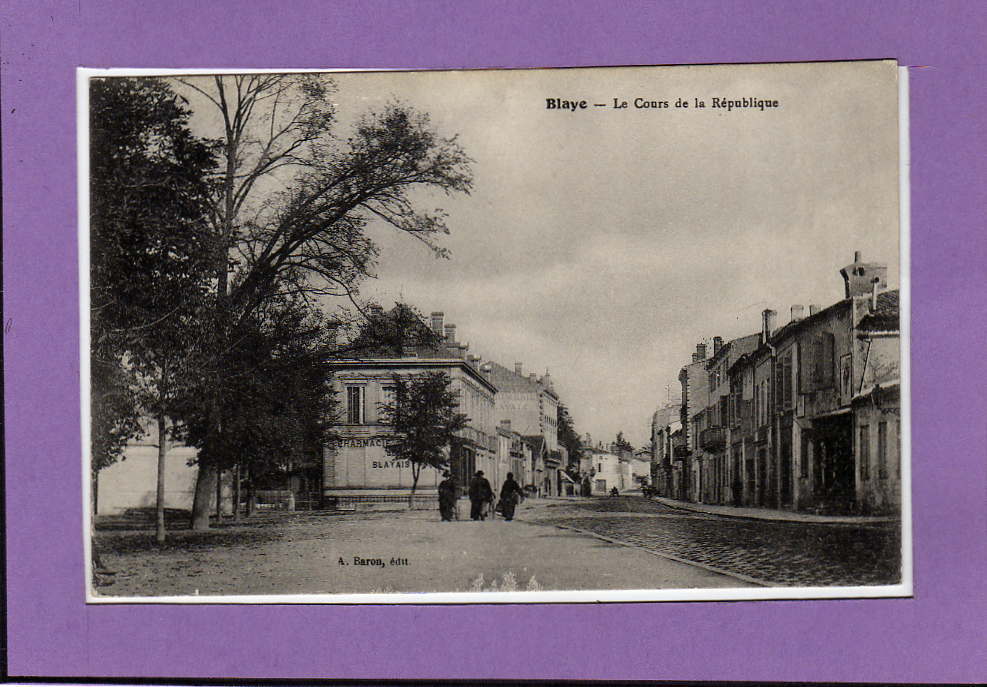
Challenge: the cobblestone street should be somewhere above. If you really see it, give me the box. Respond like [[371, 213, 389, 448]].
[[526, 497, 902, 587]]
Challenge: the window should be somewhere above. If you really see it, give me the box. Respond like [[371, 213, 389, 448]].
[[803, 332, 836, 390], [859, 425, 870, 480], [775, 352, 793, 410], [756, 381, 769, 427], [878, 422, 888, 479], [346, 385, 365, 424]]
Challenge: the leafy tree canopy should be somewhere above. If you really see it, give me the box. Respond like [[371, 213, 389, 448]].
[[614, 431, 634, 454], [377, 372, 469, 492], [89, 76, 218, 471], [345, 302, 442, 357], [177, 295, 337, 478], [557, 403, 582, 466]]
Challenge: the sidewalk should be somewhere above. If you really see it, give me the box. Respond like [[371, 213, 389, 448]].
[[651, 496, 899, 524]]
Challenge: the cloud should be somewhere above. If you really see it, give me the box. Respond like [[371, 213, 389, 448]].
[[335, 63, 898, 446]]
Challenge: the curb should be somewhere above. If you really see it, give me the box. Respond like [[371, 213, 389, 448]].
[[651, 497, 899, 525]]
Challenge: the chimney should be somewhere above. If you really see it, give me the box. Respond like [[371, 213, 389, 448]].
[[840, 250, 888, 298], [480, 363, 493, 378], [696, 343, 707, 361], [368, 303, 384, 318], [529, 372, 537, 382], [809, 304, 820, 316], [791, 305, 804, 322], [515, 362, 523, 376], [692, 352, 699, 363], [444, 323, 456, 344], [500, 419, 512, 431], [430, 311, 444, 336], [871, 278, 880, 311], [713, 336, 723, 356], [542, 369, 552, 389], [762, 309, 777, 344]]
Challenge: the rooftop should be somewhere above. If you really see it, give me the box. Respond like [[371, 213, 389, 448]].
[[327, 357, 498, 394], [857, 289, 900, 333], [706, 333, 761, 370], [483, 360, 558, 398]]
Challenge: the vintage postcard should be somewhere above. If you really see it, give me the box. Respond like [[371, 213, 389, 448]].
[[82, 60, 908, 603]]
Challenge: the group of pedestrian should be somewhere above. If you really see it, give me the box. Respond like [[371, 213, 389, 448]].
[[437, 470, 525, 522]]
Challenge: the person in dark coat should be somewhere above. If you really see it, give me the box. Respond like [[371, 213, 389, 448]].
[[438, 471, 458, 521], [499, 472, 525, 522], [468, 470, 494, 521]]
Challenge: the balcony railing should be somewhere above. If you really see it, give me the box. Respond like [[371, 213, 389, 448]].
[[699, 426, 727, 451]]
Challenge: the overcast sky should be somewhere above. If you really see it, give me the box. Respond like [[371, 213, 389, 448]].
[[177, 62, 901, 448]]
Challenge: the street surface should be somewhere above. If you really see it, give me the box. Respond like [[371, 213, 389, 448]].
[[95, 496, 900, 597], [527, 498, 902, 587]]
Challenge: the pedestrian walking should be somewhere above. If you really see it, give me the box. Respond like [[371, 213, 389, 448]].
[[468, 470, 494, 521], [498, 472, 525, 522], [438, 471, 458, 522]]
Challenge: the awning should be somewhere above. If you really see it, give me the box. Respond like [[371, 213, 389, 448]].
[[810, 406, 851, 420]]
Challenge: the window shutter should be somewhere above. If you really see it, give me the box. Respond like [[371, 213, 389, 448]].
[[800, 336, 822, 391], [784, 356, 793, 408], [773, 363, 783, 413], [821, 332, 835, 387]]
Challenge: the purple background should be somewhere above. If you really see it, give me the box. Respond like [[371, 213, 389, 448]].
[[3, 0, 986, 681]]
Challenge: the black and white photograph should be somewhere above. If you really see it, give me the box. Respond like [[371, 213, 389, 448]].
[[83, 60, 907, 602]]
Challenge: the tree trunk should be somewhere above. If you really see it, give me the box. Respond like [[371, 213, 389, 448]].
[[409, 464, 420, 509], [191, 461, 216, 530], [155, 414, 168, 544], [215, 467, 223, 520], [247, 481, 256, 517], [90, 469, 106, 575], [232, 463, 241, 521], [191, 112, 236, 534]]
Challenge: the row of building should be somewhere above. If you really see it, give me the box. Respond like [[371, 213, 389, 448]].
[[95, 309, 573, 514], [650, 252, 902, 515], [577, 439, 652, 495], [325, 310, 571, 506]]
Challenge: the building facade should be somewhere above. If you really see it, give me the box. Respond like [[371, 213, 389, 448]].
[[670, 252, 902, 515], [650, 401, 680, 495], [678, 349, 711, 502], [323, 314, 499, 506], [93, 419, 202, 515], [485, 361, 562, 495], [697, 333, 761, 505]]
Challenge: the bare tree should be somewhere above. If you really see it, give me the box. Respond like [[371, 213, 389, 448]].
[[172, 74, 473, 529]]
